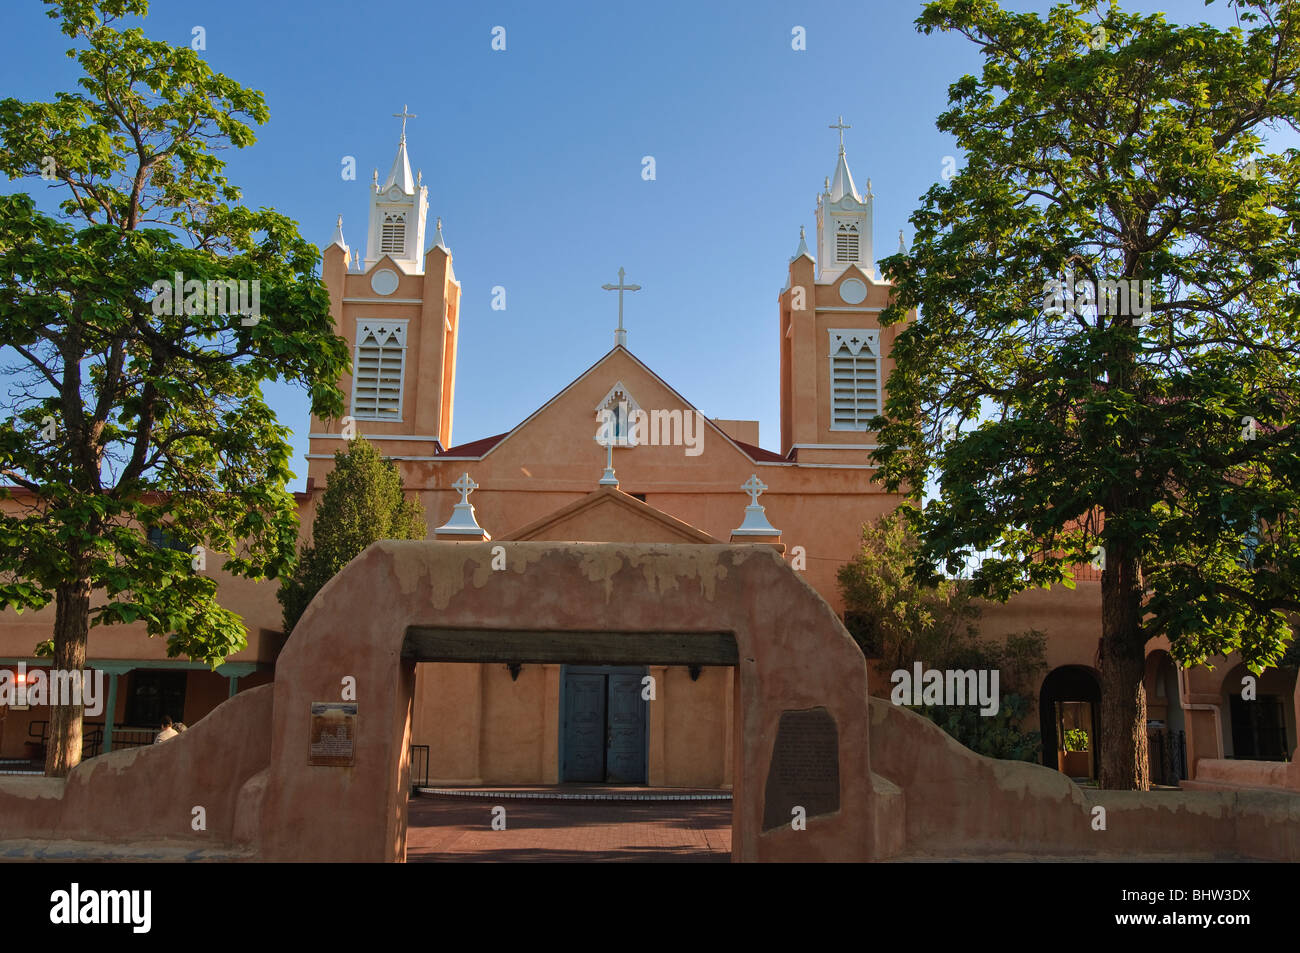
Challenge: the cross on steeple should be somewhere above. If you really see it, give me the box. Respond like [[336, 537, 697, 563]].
[[829, 115, 851, 153], [601, 266, 641, 348], [741, 474, 768, 506], [393, 104, 417, 142], [451, 472, 478, 504]]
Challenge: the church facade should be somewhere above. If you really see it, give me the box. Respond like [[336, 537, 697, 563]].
[[307, 124, 908, 786], [0, 121, 1294, 794]]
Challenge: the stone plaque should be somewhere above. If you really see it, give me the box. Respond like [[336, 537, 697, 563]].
[[309, 702, 357, 767], [762, 707, 840, 832]]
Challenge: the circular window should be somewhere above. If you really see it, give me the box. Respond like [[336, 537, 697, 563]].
[[839, 277, 868, 305], [371, 268, 400, 296]]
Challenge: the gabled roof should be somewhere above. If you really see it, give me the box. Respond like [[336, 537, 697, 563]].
[[499, 485, 720, 543], [430, 345, 791, 466]]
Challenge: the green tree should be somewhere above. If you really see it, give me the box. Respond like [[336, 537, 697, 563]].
[[278, 436, 426, 636], [838, 512, 1047, 761], [0, 0, 348, 776], [875, 0, 1300, 788], [837, 511, 981, 671]]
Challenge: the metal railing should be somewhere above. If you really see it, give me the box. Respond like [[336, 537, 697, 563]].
[[410, 744, 430, 790], [1147, 728, 1187, 785], [24, 720, 161, 761]]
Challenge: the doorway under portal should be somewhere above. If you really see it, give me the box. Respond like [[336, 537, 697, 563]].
[[560, 665, 648, 783]]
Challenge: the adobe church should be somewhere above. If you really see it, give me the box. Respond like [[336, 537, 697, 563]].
[[1, 117, 1292, 794], [308, 117, 904, 787]]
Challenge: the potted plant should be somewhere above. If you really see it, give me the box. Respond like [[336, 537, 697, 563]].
[[1059, 727, 1092, 777]]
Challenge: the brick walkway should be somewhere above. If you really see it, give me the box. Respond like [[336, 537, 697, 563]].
[[407, 791, 732, 862]]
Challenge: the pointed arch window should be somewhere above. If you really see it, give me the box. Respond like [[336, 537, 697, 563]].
[[829, 329, 879, 430], [835, 221, 860, 263], [594, 381, 642, 447], [381, 213, 407, 256], [352, 320, 407, 421]]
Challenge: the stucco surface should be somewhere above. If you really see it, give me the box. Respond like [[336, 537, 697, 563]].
[[260, 540, 876, 862]]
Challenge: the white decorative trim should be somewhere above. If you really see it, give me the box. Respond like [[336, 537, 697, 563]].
[[357, 321, 407, 347], [306, 453, 442, 461], [791, 443, 879, 450], [814, 306, 884, 313], [342, 298, 425, 305], [370, 268, 400, 296], [594, 380, 642, 447], [308, 433, 441, 442], [829, 329, 878, 357], [351, 318, 408, 423], [787, 462, 880, 469], [828, 328, 882, 432]]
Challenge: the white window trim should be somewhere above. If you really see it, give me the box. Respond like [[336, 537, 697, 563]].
[[351, 318, 408, 423], [593, 380, 642, 447], [828, 328, 881, 431]]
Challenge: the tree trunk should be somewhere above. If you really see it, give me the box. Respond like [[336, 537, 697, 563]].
[[1098, 551, 1149, 790], [45, 575, 91, 778]]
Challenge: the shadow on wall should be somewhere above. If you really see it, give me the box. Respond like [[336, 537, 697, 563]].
[[0, 685, 1294, 861], [870, 696, 1300, 860], [0, 685, 272, 851]]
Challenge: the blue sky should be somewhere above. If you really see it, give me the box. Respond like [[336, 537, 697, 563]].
[[0, 0, 1278, 490]]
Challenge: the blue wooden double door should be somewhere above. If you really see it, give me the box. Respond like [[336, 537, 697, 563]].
[[561, 666, 648, 784]]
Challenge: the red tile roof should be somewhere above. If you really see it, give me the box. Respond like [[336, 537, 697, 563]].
[[437, 432, 510, 458], [732, 439, 792, 463]]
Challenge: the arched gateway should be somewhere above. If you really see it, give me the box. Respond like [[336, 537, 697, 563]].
[[258, 541, 878, 862]]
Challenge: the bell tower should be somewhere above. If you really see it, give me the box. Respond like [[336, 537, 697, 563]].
[[777, 118, 903, 464], [309, 109, 462, 486], [815, 115, 874, 284]]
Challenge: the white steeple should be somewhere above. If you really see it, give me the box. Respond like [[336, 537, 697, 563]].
[[828, 151, 859, 203], [791, 225, 813, 263], [329, 214, 347, 251], [364, 106, 430, 274], [382, 137, 415, 195], [815, 116, 874, 283]]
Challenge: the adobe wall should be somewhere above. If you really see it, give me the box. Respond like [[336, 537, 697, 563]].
[[870, 696, 1300, 860], [258, 540, 877, 863], [0, 540, 1294, 863], [0, 686, 271, 849]]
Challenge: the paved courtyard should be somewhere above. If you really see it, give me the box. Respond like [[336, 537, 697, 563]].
[[407, 790, 732, 862]]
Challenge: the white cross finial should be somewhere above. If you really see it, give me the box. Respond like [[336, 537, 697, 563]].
[[829, 115, 851, 152], [601, 266, 642, 347], [741, 474, 767, 506], [451, 472, 478, 504], [393, 104, 417, 142]]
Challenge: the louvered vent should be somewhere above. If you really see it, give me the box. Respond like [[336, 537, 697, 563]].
[[381, 214, 406, 256], [353, 323, 406, 420], [836, 222, 859, 263], [829, 330, 879, 429]]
